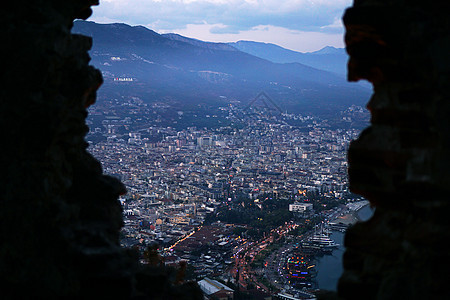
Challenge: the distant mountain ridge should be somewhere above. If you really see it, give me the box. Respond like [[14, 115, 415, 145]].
[[160, 34, 347, 75], [72, 20, 368, 115], [162, 33, 238, 52], [311, 46, 344, 55], [228, 41, 347, 75]]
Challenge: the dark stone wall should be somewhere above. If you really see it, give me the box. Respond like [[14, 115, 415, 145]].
[[0, 1, 201, 299], [339, 1, 450, 299], [2, 0, 449, 299]]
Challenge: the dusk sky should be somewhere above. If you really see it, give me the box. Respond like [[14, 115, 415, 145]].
[[90, 0, 352, 52]]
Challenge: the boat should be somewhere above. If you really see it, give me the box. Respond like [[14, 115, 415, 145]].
[[328, 222, 349, 232], [302, 225, 339, 253]]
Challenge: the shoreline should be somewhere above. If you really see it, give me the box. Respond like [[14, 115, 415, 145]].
[[334, 200, 371, 225], [315, 201, 372, 291], [354, 200, 372, 222]]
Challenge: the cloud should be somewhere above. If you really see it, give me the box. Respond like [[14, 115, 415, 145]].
[[91, 0, 351, 33], [90, 0, 351, 51], [319, 16, 345, 33], [209, 24, 241, 34]]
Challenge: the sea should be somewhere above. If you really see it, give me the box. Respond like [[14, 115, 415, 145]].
[[315, 204, 375, 291]]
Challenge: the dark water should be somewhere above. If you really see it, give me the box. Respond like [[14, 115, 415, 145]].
[[357, 204, 374, 222], [315, 205, 374, 291]]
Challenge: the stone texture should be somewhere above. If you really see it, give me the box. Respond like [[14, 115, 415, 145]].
[[339, 1, 450, 299], [0, 1, 201, 298], [2, 0, 449, 299]]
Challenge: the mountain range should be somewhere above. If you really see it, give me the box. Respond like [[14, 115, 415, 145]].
[[228, 41, 347, 75], [72, 21, 369, 115]]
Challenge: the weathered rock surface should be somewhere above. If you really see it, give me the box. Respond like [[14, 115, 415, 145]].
[[339, 1, 450, 299], [0, 1, 201, 298]]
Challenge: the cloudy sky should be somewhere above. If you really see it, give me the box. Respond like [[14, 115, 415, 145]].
[[90, 0, 352, 52]]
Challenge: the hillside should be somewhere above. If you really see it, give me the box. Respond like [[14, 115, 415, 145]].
[[73, 21, 369, 116], [228, 41, 347, 75]]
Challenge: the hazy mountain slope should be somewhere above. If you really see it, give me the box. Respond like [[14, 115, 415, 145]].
[[162, 33, 238, 51], [73, 21, 369, 114], [228, 41, 348, 76]]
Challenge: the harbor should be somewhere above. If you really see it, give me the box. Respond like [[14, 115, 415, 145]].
[[316, 202, 374, 290], [274, 201, 374, 298]]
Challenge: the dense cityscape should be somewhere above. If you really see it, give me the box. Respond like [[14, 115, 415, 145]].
[[87, 96, 369, 299]]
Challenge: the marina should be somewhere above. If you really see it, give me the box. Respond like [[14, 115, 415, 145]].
[[276, 201, 374, 298], [316, 203, 374, 291]]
